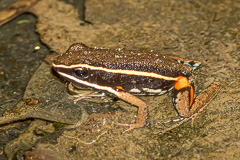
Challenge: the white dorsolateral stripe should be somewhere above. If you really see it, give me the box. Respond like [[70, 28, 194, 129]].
[[52, 64, 178, 81], [57, 72, 120, 96]]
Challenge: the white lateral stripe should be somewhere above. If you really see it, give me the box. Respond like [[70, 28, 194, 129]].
[[129, 88, 141, 93], [142, 88, 162, 93], [58, 72, 119, 95], [53, 63, 178, 81]]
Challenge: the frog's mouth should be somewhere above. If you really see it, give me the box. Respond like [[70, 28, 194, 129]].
[[52, 65, 78, 84]]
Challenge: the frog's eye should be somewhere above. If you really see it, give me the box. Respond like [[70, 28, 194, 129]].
[[74, 68, 89, 79], [75, 69, 85, 76]]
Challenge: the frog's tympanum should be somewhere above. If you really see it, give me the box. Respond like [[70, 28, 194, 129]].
[[52, 43, 220, 132]]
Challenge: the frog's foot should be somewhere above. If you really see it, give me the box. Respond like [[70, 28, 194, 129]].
[[157, 107, 214, 135], [114, 122, 144, 134], [73, 96, 92, 103], [157, 116, 195, 134]]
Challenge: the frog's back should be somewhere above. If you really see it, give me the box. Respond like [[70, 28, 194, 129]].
[[54, 43, 193, 77]]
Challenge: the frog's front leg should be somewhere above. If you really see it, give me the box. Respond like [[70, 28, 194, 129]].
[[114, 91, 148, 133], [173, 76, 221, 118], [67, 82, 105, 102]]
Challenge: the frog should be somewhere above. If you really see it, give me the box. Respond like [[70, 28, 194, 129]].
[[52, 43, 221, 133]]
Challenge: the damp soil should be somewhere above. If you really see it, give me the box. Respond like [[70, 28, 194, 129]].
[[0, 0, 239, 159]]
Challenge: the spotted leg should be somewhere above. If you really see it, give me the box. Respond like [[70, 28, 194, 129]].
[[173, 76, 221, 117], [157, 79, 222, 134]]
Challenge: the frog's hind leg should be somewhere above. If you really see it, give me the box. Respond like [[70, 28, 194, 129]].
[[172, 74, 221, 117], [158, 81, 221, 134], [168, 56, 202, 70]]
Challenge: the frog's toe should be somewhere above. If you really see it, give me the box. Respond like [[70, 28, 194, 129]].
[[114, 122, 131, 127], [114, 122, 142, 133]]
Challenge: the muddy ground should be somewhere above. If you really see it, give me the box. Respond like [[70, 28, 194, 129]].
[[0, 0, 239, 159]]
